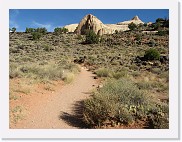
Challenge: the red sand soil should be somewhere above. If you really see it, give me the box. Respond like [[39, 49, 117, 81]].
[[10, 66, 98, 129]]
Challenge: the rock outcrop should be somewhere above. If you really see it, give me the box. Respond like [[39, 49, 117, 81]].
[[74, 14, 113, 35], [117, 15, 144, 25], [64, 24, 78, 33]]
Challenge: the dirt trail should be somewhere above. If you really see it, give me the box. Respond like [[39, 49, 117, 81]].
[[12, 66, 98, 129]]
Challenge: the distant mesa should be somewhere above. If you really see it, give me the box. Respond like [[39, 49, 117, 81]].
[[64, 14, 145, 35]]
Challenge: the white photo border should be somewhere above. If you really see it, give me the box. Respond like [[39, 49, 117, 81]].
[[0, 0, 179, 139]]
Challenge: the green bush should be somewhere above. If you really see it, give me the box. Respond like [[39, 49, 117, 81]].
[[11, 27, 16, 33], [85, 30, 99, 44], [32, 32, 42, 40], [26, 27, 47, 34], [144, 48, 160, 61], [36, 27, 47, 34], [25, 28, 35, 33], [156, 30, 169, 36], [128, 22, 137, 31], [54, 27, 68, 35]]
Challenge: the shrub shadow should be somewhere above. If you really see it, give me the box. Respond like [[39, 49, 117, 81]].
[[59, 100, 89, 128]]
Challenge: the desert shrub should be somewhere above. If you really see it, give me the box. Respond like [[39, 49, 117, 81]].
[[43, 44, 55, 52], [128, 22, 137, 31], [25, 28, 35, 33], [148, 40, 156, 47], [63, 63, 80, 74], [12, 62, 80, 82], [35, 27, 47, 34], [135, 34, 141, 41], [112, 71, 127, 79], [136, 81, 152, 90], [77, 35, 83, 40], [31, 32, 42, 40], [144, 48, 160, 61], [85, 30, 99, 44], [63, 72, 75, 83], [83, 79, 169, 128], [147, 104, 169, 129], [96, 68, 112, 77], [156, 30, 169, 36], [131, 71, 140, 77], [54, 27, 68, 35], [26, 27, 47, 34], [83, 79, 148, 127], [9, 63, 22, 79], [11, 27, 16, 33], [115, 30, 119, 34], [151, 67, 161, 74]]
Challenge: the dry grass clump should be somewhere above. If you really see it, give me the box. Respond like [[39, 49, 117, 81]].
[[95, 68, 112, 77], [63, 72, 75, 83], [9, 62, 80, 83]]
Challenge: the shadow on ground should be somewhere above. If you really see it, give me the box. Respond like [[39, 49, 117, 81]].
[[59, 100, 89, 128]]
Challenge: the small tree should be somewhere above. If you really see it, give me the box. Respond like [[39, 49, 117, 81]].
[[62, 27, 68, 33], [25, 28, 35, 33], [35, 27, 47, 34], [54, 27, 68, 35], [11, 27, 16, 33], [85, 30, 99, 44], [32, 32, 42, 40], [128, 22, 137, 31]]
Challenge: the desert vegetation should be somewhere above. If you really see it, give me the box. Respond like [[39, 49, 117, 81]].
[[9, 16, 169, 129]]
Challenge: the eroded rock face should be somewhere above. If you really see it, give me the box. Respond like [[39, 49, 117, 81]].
[[74, 14, 113, 35]]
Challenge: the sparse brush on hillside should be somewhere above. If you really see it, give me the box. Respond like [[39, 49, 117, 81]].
[[9, 62, 80, 83]]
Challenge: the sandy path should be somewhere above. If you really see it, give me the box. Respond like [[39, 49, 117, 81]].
[[12, 66, 98, 129]]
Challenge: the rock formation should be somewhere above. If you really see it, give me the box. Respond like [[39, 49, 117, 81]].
[[64, 14, 145, 35], [117, 15, 144, 25], [74, 14, 113, 35], [64, 24, 78, 33]]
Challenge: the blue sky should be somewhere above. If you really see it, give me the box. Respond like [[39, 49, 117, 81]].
[[9, 9, 169, 32]]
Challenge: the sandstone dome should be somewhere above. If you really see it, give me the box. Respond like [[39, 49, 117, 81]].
[[64, 24, 78, 33], [74, 14, 113, 35]]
